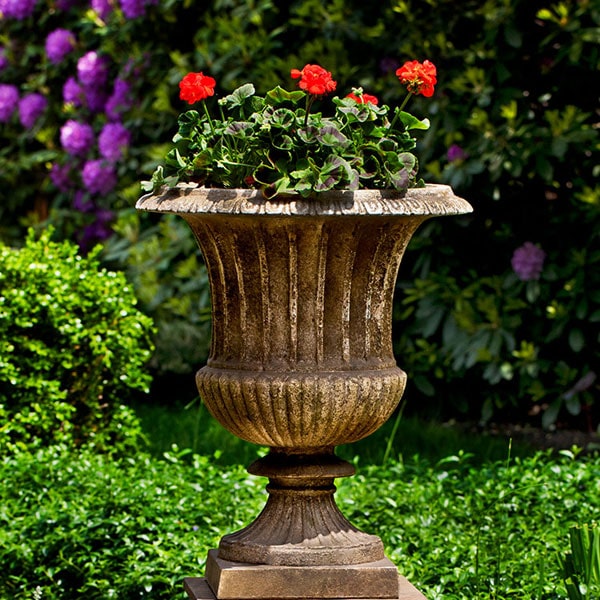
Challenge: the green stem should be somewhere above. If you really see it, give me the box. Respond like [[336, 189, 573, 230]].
[[203, 102, 216, 136], [389, 92, 413, 130], [303, 94, 314, 128]]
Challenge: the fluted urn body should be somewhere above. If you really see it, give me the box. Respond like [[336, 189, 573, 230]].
[[137, 184, 472, 599]]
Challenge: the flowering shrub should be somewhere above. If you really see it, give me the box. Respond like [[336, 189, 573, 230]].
[[144, 61, 435, 197], [0, 0, 179, 249]]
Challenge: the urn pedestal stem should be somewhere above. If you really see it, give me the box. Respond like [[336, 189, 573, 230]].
[[136, 185, 472, 600]]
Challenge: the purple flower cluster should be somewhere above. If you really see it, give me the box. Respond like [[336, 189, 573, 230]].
[[82, 159, 117, 195], [77, 51, 109, 87], [0, 84, 19, 122], [2, 1, 145, 249], [18, 93, 47, 128], [91, 0, 113, 19], [60, 119, 95, 156], [447, 144, 468, 162], [59, 51, 111, 115], [511, 242, 546, 281], [98, 122, 131, 161], [51, 43, 133, 224], [50, 163, 74, 193], [63, 76, 84, 106], [45, 29, 77, 65], [0, 0, 38, 20], [105, 78, 132, 120], [78, 208, 114, 249], [119, 0, 157, 19]]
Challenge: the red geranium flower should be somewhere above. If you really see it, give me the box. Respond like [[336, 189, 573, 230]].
[[179, 72, 217, 104], [290, 64, 337, 96], [346, 92, 379, 105], [395, 60, 437, 98]]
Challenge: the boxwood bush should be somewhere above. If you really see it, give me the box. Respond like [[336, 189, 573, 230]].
[[0, 229, 155, 454]]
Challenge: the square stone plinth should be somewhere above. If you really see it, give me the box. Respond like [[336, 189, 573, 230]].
[[184, 550, 427, 600]]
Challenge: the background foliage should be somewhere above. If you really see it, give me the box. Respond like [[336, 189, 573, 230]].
[[1, 0, 598, 428]]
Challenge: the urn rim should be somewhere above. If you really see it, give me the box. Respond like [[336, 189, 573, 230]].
[[136, 183, 473, 218]]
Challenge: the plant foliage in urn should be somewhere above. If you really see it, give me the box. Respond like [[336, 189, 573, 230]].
[[143, 61, 437, 198]]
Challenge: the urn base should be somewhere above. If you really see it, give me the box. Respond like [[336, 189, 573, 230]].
[[184, 550, 428, 600], [217, 450, 386, 566]]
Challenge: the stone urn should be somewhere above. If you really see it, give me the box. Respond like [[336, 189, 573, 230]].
[[136, 184, 472, 600]]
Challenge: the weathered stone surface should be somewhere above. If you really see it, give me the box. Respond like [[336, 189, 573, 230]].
[[185, 571, 427, 600], [137, 187, 472, 597], [218, 450, 383, 566], [202, 550, 403, 599]]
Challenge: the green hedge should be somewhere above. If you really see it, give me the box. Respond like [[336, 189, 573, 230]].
[[0, 229, 154, 454]]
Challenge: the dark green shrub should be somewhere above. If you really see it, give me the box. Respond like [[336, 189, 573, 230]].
[[0, 229, 155, 454], [381, 0, 600, 427], [104, 215, 211, 374]]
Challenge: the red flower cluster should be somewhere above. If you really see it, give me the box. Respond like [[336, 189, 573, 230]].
[[179, 72, 216, 104], [345, 92, 379, 105], [290, 64, 337, 96], [395, 60, 437, 98]]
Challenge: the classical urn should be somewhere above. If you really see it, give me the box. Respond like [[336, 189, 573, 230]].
[[136, 184, 472, 600]]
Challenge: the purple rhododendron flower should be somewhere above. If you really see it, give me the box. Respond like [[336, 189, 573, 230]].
[[50, 163, 74, 193], [0, 0, 38, 19], [447, 144, 468, 162], [98, 122, 131, 162], [105, 78, 131, 120], [119, 0, 145, 18], [45, 29, 76, 64], [73, 189, 94, 212], [83, 85, 107, 113], [91, 0, 113, 19], [0, 84, 19, 122], [511, 242, 546, 281], [63, 76, 83, 106], [77, 51, 109, 87], [82, 159, 117, 195], [60, 119, 95, 156], [119, 0, 156, 19], [18, 93, 47, 128]]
